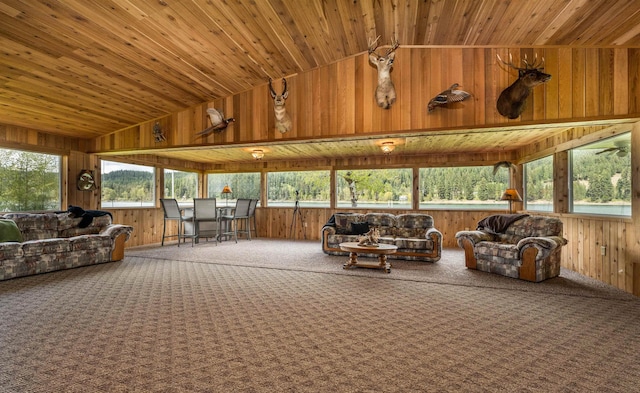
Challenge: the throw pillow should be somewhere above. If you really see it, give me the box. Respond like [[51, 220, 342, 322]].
[[350, 222, 370, 235], [0, 219, 24, 243]]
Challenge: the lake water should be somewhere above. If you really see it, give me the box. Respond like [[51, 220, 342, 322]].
[[101, 200, 631, 217]]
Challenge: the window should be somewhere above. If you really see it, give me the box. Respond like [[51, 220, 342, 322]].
[[164, 169, 198, 203], [101, 161, 155, 208], [0, 148, 61, 211], [570, 133, 631, 216], [267, 170, 330, 207], [524, 156, 553, 212], [419, 166, 509, 210], [208, 172, 261, 207], [336, 169, 411, 209]]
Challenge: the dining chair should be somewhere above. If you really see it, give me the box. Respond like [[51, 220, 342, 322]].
[[248, 199, 258, 238], [193, 198, 219, 244], [160, 198, 195, 247], [219, 198, 252, 243]]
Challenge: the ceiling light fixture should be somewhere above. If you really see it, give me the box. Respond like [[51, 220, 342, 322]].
[[251, 149, 264, 160], [381, 142, 395, 154]]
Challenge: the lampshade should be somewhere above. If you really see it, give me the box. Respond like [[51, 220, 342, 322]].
[[252, 149, 264, 160], [221, 185, 232, 194], [501, 188, 522, 202], [381, 142, 395, 154]]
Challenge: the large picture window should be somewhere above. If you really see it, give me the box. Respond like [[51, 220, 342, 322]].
[[208, 172, 261, 207], [336, 169, 411, 209], [0, 148, 61, 211], [101, 161, 155, 208], [524, 156, 553, 212], [267, 170, 330, 207], [570, 133, 631, 216], [164, 169, 197, 203], [419, 166, 509, 210]]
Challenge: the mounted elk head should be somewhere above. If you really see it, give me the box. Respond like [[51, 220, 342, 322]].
[[368, 35, 399, 109], [268, 78, 292, 134], [496, 53, 551, 119]]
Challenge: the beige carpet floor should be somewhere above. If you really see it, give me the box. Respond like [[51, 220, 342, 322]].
[[1, 239, 639, 392]]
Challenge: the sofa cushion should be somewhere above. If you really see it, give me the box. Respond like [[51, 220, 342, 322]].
[[21, 238, 72, 257], [505, 215, 563, 238], [0, 219, 23, 242], [365, 213, 397, 236], [0, 242, 23, 259], [474, 241, 521, 266], [334, 213, 365, 234], [2, 213, 58, 240], [57, 213, 111, 237]]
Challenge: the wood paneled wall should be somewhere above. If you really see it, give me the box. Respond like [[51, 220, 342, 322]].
[[93, 47, 640, 153], [3, 47, 640, 297]]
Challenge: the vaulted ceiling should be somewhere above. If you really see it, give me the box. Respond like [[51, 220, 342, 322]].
[[2, 0, 640, 162]]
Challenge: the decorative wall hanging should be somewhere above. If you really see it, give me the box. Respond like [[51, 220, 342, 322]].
[[153, 121, 166, 142], [496, 53, 551, 119], [367, 35, 399, 109], [197, 108, 235, 137], [493, 161, 517, 176], [428, 83, 471, 113], [268, 78, 292, 134], [77, 169, 96, 191]]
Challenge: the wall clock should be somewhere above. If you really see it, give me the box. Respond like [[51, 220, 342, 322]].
[[77, 169, 96, 191]]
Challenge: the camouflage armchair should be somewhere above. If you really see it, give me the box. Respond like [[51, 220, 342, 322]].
[[455, 214, 567, 282]]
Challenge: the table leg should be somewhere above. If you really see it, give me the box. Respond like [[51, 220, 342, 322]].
[[343, 252, 358, 269], [378, 254, 391, 273]]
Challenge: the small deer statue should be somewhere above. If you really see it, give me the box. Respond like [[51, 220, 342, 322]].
[[496, 53, 551, 119], [268, 78, 292, 134], [368, 35, 399, 109]]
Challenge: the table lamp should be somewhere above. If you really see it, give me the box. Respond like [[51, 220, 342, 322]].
[[501, 188, 522, 214], [221, 185, 232, 206]]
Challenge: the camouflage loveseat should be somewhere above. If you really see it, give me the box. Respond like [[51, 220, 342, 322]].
[[322, 212, 442, 262], [455, 214, 567, 282], [0, 212, 133, 281]]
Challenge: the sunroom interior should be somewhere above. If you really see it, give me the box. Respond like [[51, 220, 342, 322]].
[[1, 1, 640, 296]]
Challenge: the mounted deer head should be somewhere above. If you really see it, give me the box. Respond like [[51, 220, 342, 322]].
[[368, 35, 399, 109], [268, 78, 292, 134], [496, 53, 551, 119]]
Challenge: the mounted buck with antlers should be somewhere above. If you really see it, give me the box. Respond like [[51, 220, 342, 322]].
[[368, 35, 399, 109], [268, 78, 292, 134], [496, 53, 551, 119]]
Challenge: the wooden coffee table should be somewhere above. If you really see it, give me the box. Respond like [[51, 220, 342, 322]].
[[339, 242, 398, 273]]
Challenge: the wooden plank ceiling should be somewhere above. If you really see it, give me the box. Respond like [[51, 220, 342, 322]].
[[2, 0, 640, 163]]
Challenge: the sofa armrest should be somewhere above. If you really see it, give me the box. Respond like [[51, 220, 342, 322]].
[[455, 230, 495, 248], [426, 227, 442, 242], [100, 224, 134, 242], [517, 236, 567, 260], [322, 225, 336, 236]]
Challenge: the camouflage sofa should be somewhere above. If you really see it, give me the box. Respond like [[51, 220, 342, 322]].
[[455, 214, 567, 282], [0, 212, 133, 281], [322, 212, 442, 262]]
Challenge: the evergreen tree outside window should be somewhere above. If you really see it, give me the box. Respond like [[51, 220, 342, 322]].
[[208, 172, 260, 205], [570, 133, 631, 216], [267, 171, 329, 207], [524, 156, 553, 212], [336, 169, 411, 209], [419, 166, 508, 210], [101, 161, 155, 208], [0, 148, 61, 211], [164, 169, 197, 203]]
